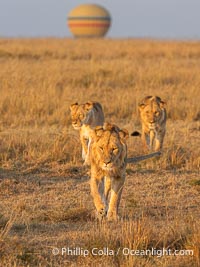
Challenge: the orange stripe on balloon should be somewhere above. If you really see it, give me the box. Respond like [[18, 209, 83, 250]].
[[68, 23, 110, 27]]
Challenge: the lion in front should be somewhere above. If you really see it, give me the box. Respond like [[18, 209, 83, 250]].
[[132, 96, 166, 151], [89, 123, 129, 221], [70, 101, 104, 165]]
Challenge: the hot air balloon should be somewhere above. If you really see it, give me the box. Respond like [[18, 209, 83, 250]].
[[67, 4, 111, 38]]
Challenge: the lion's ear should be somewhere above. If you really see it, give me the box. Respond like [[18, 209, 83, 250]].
[[103, 122, 118, 132], [84, 102, 93, 111], [138, 96, 152, 110], [139, 103, 145, 110], [70, 102, 78, 111], [159, 100, 166, 109], [94, 126, 104, 137], [119, 128, 129, 142]]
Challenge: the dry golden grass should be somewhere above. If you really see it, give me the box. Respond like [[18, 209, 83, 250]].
[[0, 38, 200, 266]]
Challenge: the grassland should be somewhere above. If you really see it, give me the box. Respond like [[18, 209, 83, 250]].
[[0, 38, 199, 266]]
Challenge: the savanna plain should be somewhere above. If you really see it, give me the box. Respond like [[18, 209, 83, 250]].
[[0, 38, 200, 267]]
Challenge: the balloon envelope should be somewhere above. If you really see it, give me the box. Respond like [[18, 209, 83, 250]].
[[68, 4, 111, 38]]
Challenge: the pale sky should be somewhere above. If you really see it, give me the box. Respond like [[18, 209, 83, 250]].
[[0, 0, 200, 39]]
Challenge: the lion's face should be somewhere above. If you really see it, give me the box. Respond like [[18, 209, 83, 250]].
[[139, 96, 166, 129], [91, 124, 128, 172], [70, 102, 93, 130]]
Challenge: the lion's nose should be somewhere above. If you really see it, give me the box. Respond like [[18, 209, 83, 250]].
[[104, 159, 111, 165]]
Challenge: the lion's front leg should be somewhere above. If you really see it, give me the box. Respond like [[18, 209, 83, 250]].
[[107, 176, 125, 221], [149, 130, 155, 151], [80, 132, 88, 161], [90, 173, 106, 219], [154, 138, 161, 151], [155, 130, 165, 151], [83, 137, 91, 166], [141, 129, 150, 152], [104, 176, 111, 212]]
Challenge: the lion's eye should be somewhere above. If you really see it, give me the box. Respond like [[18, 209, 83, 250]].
[[155, 111, 159, 116], [113, 147, 118, 152]]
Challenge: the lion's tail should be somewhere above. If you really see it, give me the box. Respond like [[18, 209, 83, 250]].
[[126, 151, 161, 163]]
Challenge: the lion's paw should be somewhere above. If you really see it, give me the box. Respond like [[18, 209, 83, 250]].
[[95, 208, 107, 220]]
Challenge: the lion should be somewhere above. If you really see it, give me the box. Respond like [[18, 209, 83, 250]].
[[131, 96, 166, 151], [89, 123, 129, 221], [70, 101, 104, 165]]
